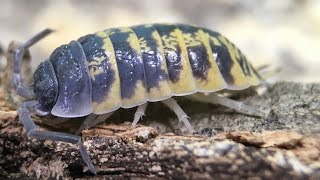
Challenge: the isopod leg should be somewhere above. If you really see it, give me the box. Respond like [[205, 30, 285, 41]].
[[75, 113, 113, 135], [13, 29, 54, 99], [161, 98, 195, 133], [18, 101, 96, 174], [192, 93, 267, 117], [131, 103, 148, 128], [75, 114, 97, 135]]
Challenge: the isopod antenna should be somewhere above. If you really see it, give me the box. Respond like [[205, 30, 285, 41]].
[[12, 29, 53, 99]]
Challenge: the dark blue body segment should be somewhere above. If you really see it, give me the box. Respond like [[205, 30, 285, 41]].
[[107, 28, 146, 99], [78, 34, 115, 103], [153, 24, 182, 83], [33, 60, 58, 113], [131, 25, 168, 91], [49, 41, 92, 117], [202, 29, 234, 84], [177, 24, 211, 81]]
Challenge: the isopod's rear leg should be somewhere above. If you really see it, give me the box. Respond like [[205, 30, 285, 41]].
[[131, 103, 148, 128], [75, 113, 113, 135], [161, 98, 194, 133], [19, 101, 96, 174], [191, 93, 267, 117]]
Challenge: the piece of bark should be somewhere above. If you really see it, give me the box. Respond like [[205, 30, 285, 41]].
[[1, 82, 320, 179], [1, 116, 320, 179]]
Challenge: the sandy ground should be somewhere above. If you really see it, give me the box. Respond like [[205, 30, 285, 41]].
[[0, 0, 320, 82]]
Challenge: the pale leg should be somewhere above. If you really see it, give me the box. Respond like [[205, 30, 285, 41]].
[[131, 103, 148, 128], [75, 113, 113, 135], [191, 93, 267, 117], [161, 98, 194, 133]]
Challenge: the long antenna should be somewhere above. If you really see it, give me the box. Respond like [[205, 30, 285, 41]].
[[12, 29, 54, 98]]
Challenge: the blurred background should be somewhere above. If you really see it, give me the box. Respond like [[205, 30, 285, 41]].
[[0, 0, 319, 82]]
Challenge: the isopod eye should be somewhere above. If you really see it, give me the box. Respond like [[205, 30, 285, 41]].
[[49, 41, 93, 118]]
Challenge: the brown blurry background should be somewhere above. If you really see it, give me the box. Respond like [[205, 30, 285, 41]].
[[0, 0, 319, 82]]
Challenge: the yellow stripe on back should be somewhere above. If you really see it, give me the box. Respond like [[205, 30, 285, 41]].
[[179, 26, 226, 91], [90, 31, 122, 114], [131, 25, 173, 101], [198, 30, 226, 91], [241, 54, 261, 86], [227, 38, 261, 86], [217, 35, 250, 90], [153, 24, 197, 95], [106, 27, 148, 108], [148, 29, 173, 100]]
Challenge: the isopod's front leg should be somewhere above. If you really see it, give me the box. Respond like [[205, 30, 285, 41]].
[[18, 101, 96, 174], [161, 98, 195, 133], [191, 93, 267, 117]]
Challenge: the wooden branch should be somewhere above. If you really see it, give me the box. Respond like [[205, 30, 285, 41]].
[[0, 43, 319, 179]]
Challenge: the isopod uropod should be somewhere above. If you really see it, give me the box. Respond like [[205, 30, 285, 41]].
[[12, 24, 266, 174]]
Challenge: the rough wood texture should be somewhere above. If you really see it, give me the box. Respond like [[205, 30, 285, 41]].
[[1, 85, 320, 179], [0, 44, 319, 179]]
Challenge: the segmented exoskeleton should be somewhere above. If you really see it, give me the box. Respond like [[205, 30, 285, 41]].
[[12, 24, 265, 174]]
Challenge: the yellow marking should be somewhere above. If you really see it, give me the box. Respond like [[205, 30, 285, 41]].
[[218, 36, 249, 89], [104, 27, 143, 57], [195, 30, 226, 91], [89, 60, 103, 66], [183, 32, 202, 47], [104, 29, 115, 36], [144, 29, 173, 101], [162, 28, 197, 95], [151, 30, 170, 76], [161, 34, 178, 51], [87, 51, 108, 81], [125, 27, 148, 106], [234, 47, 241, 60], [126, 28, 143, 59], [104, 27, 148, 107], [91, 31, 122, 114], [122, 80, 147, 108], [232, 42, 261, 86], [208, 36, 222, 46], [147, 80, 172, 101], [138, 37, 151, 52], [244, 58, 261, 86], [89, 67, 104, 81]]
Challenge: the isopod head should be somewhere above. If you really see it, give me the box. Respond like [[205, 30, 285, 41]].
[[33, 60, 58, 115]]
